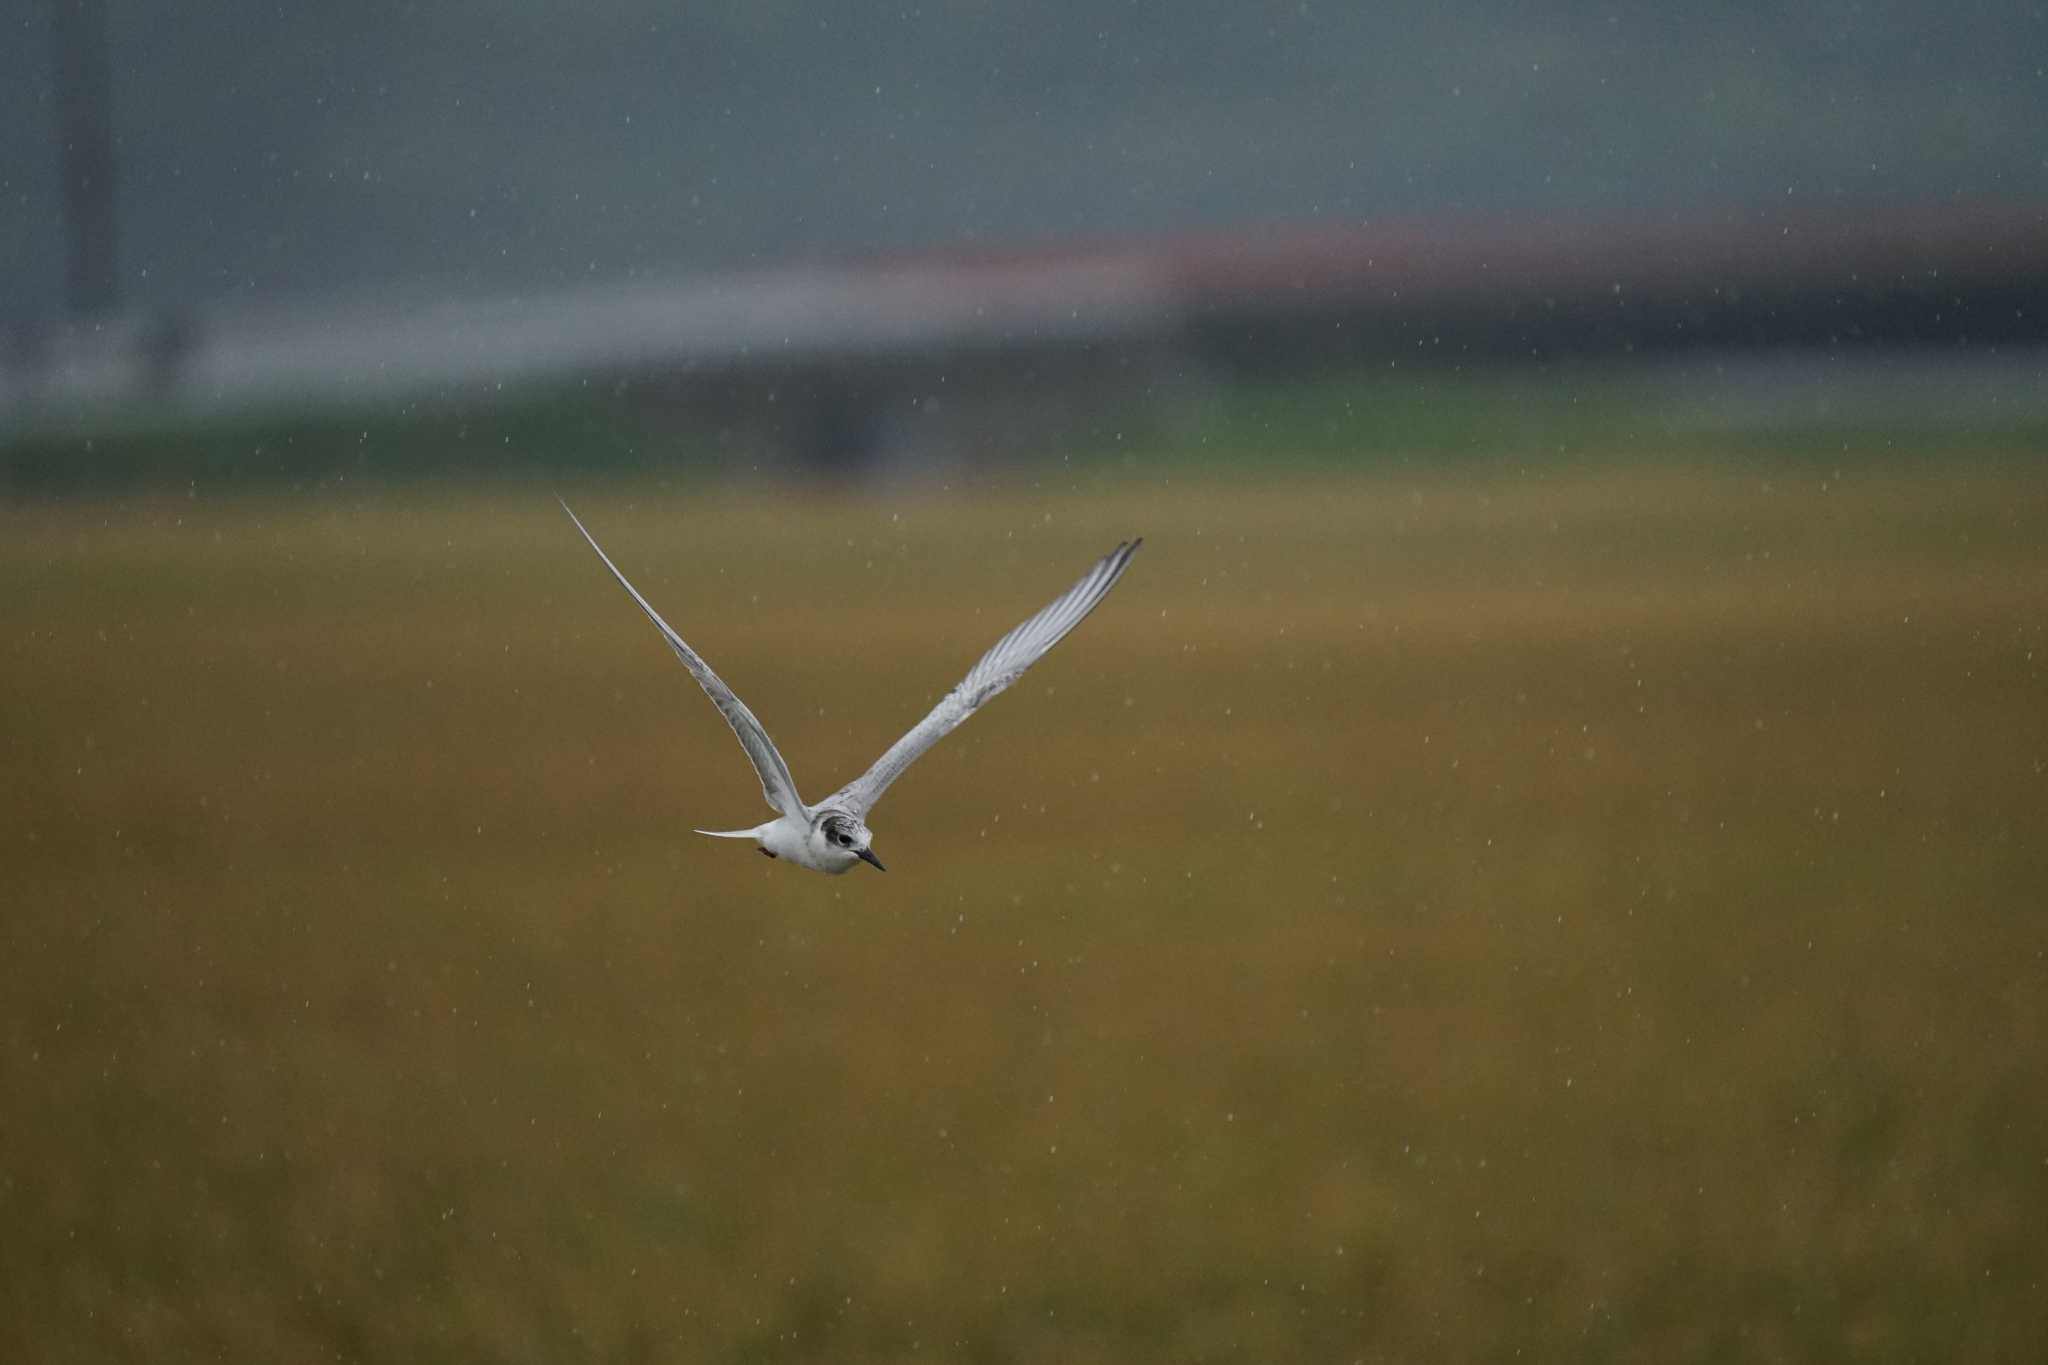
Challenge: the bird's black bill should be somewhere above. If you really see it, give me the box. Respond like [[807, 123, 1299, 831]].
[[856, 847, 886, 872]]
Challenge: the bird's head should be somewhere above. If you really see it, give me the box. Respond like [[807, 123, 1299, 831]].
[[818, 811, 884, 871]]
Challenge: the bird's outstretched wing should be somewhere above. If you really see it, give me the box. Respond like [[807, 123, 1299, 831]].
[[561, 502, 807, 821], [824, 539, 1141, 820]]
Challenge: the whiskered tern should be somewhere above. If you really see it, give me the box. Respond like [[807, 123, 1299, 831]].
[[563, 503, 1140, 874]]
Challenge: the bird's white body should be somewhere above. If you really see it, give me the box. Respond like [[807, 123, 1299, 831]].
[[702, 811, 874, 875], [562, 502, 1139, 874], [761, 816, 841, 871]]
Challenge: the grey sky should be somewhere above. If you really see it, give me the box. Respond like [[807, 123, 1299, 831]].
[[5, 2, 2044, 323]]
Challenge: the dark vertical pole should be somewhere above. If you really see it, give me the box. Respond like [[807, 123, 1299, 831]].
[[51, 0, 120, 317]]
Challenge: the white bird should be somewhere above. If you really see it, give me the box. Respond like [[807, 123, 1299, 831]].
[[562, 503, 1140, 874]]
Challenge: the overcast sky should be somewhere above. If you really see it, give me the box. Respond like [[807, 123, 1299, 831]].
[[5, 2, 2045, 324]]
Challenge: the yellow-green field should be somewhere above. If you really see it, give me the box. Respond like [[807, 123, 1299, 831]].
[[4, 464, 2045, 1362]]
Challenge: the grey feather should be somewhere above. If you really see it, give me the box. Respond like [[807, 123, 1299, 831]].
[[561, 502, 808, 822], [825, 538, 1141, 819]]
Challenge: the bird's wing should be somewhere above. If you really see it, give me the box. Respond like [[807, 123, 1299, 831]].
[[562, 502, 807, 821], [824, 539, 1141, 819]]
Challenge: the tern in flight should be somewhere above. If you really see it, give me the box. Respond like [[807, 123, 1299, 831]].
[[562, 504, 1140, 874]]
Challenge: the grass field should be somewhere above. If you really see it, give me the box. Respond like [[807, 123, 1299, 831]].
[[4, 462, 2045, 1362]]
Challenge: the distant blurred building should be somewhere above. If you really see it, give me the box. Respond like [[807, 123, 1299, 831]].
[[5, 209, 2047, 476]]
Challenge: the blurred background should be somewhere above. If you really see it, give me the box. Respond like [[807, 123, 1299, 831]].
[[4, 4, 2046, 1361]]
